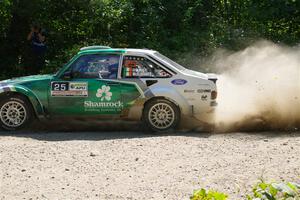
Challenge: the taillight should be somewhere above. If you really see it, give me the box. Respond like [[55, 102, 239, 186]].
[[211, 91, 217, 100]]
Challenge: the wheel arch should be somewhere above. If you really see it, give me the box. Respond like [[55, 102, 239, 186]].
[[145, 86, 191, 116], [143, 96, 181, 115], [0, 86, 44, 118]]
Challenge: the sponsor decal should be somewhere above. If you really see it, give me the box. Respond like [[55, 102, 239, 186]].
[[125, 56, 145, 61], [171, 79, 187, 85], [84, 101, 124, 108], [84, 85, 124, 112], [187, 98, 196, 101], [70, 82, 88, 91], [184, 89, 195, 93], [201, 95, 208, 101], [51, 82, 88, 97], [197, 89, 211, 93], [96, 85, 112, 101]]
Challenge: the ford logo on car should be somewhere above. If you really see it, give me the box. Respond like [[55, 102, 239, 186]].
[[171, 79, 187, 85]]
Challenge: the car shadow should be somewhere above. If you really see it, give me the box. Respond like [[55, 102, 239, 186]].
[[0, 121, 214, 141], [0, 130, 215, 142], [0, 121, 298, 142]]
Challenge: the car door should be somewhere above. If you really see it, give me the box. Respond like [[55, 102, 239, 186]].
[[48, 53, 124, 116]]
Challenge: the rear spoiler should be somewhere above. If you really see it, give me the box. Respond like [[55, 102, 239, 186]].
[[207, 73, 218, 84]]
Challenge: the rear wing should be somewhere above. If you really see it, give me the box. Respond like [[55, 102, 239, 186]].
[[207, 73, 218, 83]]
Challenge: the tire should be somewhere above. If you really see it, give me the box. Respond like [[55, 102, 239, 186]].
[[143, 99, 180, 132], [0, 95, 33, 131]]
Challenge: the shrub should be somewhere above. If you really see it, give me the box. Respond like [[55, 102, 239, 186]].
[[247, 181, 300, 200], [191, 188, 228, 200], [190, 181, 300, 200]]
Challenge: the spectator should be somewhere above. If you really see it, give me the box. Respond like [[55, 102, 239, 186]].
[[26, 24, 47, 74]]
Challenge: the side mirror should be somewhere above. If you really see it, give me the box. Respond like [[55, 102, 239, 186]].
[[62, 71, 72, 80]]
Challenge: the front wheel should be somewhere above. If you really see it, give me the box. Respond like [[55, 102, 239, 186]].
[[0, 95, 33, 131], [143, 99, 180, 132]]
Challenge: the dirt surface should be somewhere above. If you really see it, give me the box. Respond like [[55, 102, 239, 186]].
[[0, 131, 299, 200]]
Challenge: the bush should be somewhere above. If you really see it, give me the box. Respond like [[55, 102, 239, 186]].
[[191, 188, 228, 200], [247, 181, 300, 200], [190, 181, 300, 200]]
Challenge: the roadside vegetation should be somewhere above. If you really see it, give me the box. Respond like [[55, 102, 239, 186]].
[[0, 0, 299, 79], [191, 181, 300, 200]]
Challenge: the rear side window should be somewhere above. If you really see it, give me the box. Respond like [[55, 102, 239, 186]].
[[122, 56, 171, 78]]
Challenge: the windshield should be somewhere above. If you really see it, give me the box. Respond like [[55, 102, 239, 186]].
[[154, 52, 186, 71]]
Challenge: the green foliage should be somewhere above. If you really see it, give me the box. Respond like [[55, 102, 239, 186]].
[[0, 0, 299, 77], [191, 188, 228, 200], [41, 44, 82, 74], [247, 181, 300, 200], [0, 0, 12, 35], [190, 181, 300, 200]]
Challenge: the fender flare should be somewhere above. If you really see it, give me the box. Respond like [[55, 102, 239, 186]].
[[0, 85, 45, 117], [147, 86, 191, 116]]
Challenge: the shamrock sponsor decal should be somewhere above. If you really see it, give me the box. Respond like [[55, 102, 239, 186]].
[[96, 85, 112, 101]]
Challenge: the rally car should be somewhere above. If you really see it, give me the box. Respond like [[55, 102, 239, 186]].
[[0, 46, 217, 131]]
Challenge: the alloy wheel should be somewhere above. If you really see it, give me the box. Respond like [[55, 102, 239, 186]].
[[148, 102, 175, 130], [0, 101, 27, 128]]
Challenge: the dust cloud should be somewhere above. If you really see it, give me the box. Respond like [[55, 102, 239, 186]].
[[209, 41, 300, 131]]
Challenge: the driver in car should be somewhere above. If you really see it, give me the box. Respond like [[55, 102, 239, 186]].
[[107, 56, 119, 79]]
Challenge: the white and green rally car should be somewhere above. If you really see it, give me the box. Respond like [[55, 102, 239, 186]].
[[0, 46, 217, 131]]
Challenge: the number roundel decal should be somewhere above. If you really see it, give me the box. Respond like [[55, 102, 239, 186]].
[[51, 82, 88, 97], [52, 82, 68, 91]]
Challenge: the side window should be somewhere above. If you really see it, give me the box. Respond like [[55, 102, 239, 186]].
[[122, 56, 171, 78], [68, 54, 120, 79]]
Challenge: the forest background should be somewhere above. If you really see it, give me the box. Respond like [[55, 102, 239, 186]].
[[0, 0, 299, 79]]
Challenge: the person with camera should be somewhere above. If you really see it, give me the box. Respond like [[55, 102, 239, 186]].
[[26, 23, 47, 74]]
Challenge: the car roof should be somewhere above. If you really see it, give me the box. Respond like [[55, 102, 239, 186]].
[[78, 46, 157, 55]]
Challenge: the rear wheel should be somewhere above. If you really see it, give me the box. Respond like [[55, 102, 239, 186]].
[[143, 99, 180, 132], [0, 95, 33, 131]]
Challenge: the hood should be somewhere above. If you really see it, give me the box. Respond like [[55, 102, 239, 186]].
[[0, 74, 53, 86]]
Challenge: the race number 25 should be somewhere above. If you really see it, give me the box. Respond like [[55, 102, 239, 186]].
[[51, 82, 69, 91]]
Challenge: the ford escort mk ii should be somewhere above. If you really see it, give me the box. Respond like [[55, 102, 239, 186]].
[[0, 46, 217, 131]]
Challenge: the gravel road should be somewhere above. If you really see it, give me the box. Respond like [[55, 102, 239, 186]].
[[0, 131, 299, 200]]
